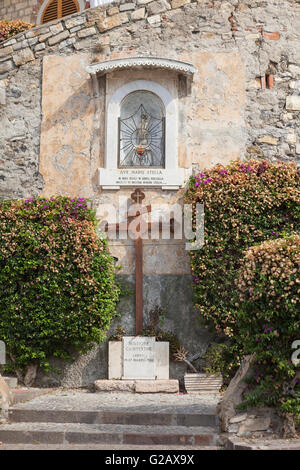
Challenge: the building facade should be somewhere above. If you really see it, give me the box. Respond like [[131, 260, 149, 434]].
[[0, 0, 88, 24], [0, 0, 299, 386]]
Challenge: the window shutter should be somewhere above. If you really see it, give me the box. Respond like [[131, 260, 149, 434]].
[[42, 0, 79, 24], [62, 0, 79, 17], [42, 0, 59, 23]]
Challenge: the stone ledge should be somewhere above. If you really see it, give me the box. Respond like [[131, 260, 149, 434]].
[[224, 435, 300, 451], [94, 379, 179, 393]]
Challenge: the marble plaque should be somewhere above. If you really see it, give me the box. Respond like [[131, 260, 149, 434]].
[[123, 336, 155, 379], [98, 168, 185, 190]]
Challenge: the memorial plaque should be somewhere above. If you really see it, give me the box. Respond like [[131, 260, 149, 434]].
[[123, 336, 155, 379], [99, 168, 185, 190]]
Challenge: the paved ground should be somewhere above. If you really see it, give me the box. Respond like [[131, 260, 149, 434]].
[[0, 443, 221, 450], [11, 388, 220, 414]]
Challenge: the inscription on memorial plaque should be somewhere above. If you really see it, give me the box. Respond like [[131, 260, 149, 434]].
[[123, 336, 155, 379]]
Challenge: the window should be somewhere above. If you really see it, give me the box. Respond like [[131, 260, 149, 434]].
[[119, 91, 165, 169], [41, 0, 79, 24]]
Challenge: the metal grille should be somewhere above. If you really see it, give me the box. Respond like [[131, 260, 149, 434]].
[[119, 104, 165, 168]]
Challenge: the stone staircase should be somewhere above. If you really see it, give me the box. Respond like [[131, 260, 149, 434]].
[[0, 390, 222, 448]]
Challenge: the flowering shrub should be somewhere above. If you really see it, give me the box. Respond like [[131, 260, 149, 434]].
[[0, 20, 34, 42], [236, 234, 300, 414], [0, 197, 119, 378], [185, 159, 299, 386]]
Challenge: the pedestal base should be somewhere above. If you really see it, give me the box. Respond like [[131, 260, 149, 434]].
[[94, 379, 179, 393]]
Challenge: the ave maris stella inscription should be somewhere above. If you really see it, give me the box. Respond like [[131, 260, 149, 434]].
[[123, 336, 155, 380]]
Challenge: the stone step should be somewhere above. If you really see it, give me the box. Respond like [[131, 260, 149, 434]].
[[9, 408, 218, 427], [0, 422, 219, 446], [2, 376, 18, 388], [0, 443, 224, 450]]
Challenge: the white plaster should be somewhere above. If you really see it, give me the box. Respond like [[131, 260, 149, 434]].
[[101, 79, 181, 189], [86, 57, 197, 76]]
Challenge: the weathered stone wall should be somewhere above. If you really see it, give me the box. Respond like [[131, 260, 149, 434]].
[[0, 0, 299, 386], [0, 0, 299, 200], [0, 0, 44, 24]]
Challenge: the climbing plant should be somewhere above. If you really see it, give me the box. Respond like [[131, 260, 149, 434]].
[[0, 196, 120, 382]]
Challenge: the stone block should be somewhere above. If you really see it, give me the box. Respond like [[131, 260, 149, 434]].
[[50, 23, 64, 35], [289, 64, 300, 76], [296, 144, 300, 154], [229, 413, 247, 424], [97, 14, 122, 32], [131, 7, 146, 20], [120, 3, 136, 11], [171, 0, 190, 8], [147, 0, 171, 15], [39, 32, 52, 42], [94, 379, 179, 393], [238, 416, 271, 435], [107, 6, 119, 16], [137, 0, 152, 4], [73, 39, 92, 50], [257, 135, 279, 145], [119, 13, 130, 24], [108, 341, 122, 379], [34, 43, 46, 52], [135, 379, 179, 393], [94, 379, 136, 392], [2, 377, 17, 388], [154, 342, 169, 379], [64, 16, 86, 30], [13, 48, 34, 66], [0, 81, 5, 106], [0, 46, 13, 58], [0, 375, 13, 405], [48, 31, 70, 46], [77, 27, 97, 38], [286, 95, 300, 111], [286, 133, 296, 144], [0, 60, 14, 74], [147, 14, 161, 24]]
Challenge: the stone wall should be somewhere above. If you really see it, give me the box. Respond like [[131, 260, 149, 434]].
[[0, 0, 299, 200], [0, 0, 299, 386], [0, 0, 44, 24]]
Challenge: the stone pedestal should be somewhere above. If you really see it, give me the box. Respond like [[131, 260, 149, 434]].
[[94, 379, 179, 393], [108, 337, 169, 380], [100, 337, 177, 393]]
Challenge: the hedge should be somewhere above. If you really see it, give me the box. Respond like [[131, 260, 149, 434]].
[[185, 159, 299, 413], [0, 196, 120, 380]]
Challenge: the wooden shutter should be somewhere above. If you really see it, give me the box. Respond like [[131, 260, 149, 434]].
[[62, 0, 79, 17], [42, 0, 79, 24], [42, 0, 59, 23]]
